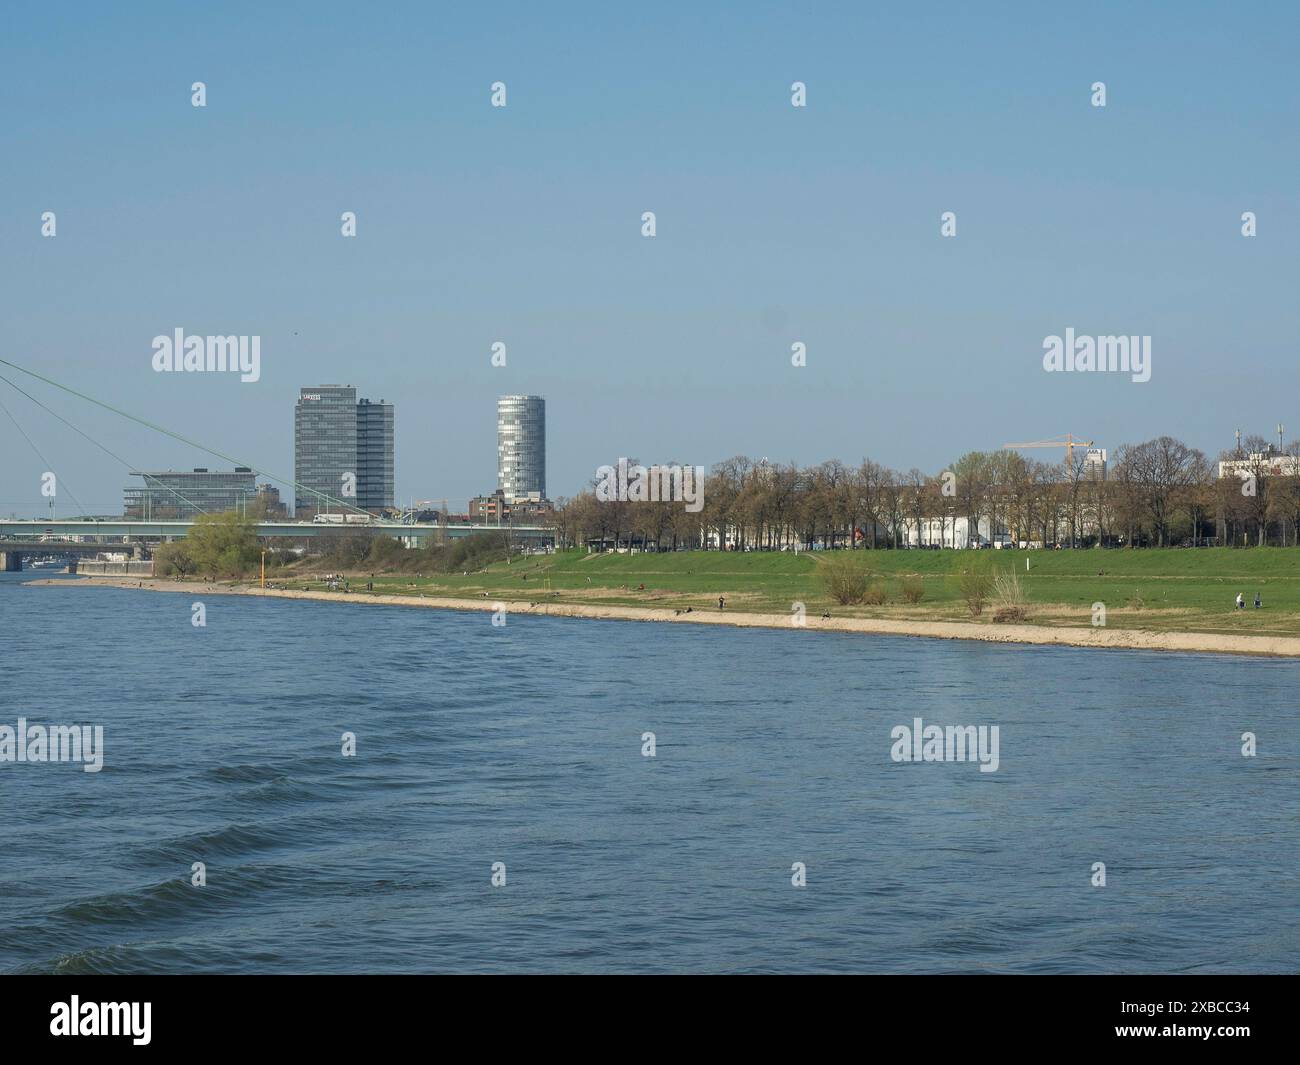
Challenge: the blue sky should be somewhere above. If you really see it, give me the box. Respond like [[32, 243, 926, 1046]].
[[2, 1, 1298, 513]]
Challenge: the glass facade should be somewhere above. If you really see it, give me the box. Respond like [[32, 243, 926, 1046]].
[[124, 468, 258, 519], [497, 395, 545, 502], [294, 386, 394, 516], [357, 398, 394, 512], [294, 386, 357, 516]]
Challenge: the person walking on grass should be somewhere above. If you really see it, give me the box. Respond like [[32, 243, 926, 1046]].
[[1255, 592, 1262, 609], [1236, 592, 1245, 610], [718, 596, 725, 611]]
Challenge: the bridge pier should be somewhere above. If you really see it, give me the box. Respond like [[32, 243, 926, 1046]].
[[0, 551, 22, 572]]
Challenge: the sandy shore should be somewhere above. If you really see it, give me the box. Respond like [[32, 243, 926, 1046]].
[[26, 575, 1300, 658]]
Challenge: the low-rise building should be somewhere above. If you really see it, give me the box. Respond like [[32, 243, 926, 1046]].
[[904, 515, 1007, 549], [1218, 451, 1300, 479], [124, 468, 287, 520], [469, 489, 552, 524], [125, 468, 258, 519]]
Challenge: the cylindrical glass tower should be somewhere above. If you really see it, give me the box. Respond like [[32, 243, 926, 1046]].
[[496, 395, 546, 502]]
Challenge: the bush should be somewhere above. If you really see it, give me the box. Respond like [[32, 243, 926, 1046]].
[[316, 529, 375, 569], [862, 582, 888, 605], [177, 511, 262, 577], [819, 554, 870, 605], [153, 541, 197, 576], [899, 576, 925, 604], [263, 547, 297, 570], [957, 554, 994, 617], [446, 531, 512, 572], [991, 569, 1029, 623], [366, 535, 408, 568]]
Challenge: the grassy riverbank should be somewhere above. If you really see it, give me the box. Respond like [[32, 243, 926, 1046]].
[[270, 547, 1300, 639]]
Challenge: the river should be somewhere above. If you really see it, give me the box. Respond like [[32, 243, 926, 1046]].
[[1, 573, 1295, 973]]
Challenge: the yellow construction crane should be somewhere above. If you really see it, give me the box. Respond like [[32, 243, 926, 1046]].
[[1003, 434, 1095, 466]]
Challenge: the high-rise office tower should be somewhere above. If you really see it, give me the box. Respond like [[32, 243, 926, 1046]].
[[1083, 447, 1108, 482], [294, 385, 356, 516], [294, 386, 394, 516], [496, 395, 545, 502], [356, 398, 394, 512]]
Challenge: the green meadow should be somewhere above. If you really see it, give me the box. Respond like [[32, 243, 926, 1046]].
[[281, 547, 1300, 638]]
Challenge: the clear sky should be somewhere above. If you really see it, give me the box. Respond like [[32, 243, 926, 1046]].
[[1, 1, 1297, 514]]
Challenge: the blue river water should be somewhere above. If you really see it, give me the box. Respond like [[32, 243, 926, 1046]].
[[1, 572, 1296, 973]]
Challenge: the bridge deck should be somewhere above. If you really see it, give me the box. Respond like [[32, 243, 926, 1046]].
[[0, 520, 554, 542]]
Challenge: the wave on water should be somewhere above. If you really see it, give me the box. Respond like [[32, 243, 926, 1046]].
[[127, 814, 350, 865]]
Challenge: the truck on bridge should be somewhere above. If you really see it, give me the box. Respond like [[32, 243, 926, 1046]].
[[312, 513, 374, 524]]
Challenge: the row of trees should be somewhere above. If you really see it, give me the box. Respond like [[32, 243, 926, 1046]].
[[153, 512, 516, 577], [549, 435, 1300, 550], [146, 432, 1300, 574], [309, 527, 512, 573]]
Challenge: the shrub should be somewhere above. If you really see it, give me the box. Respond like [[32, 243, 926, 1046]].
[[899, 576, 925, 604], [315, 529, 375, 569], [862, 582, 888, 605], [820, 554, 870, 605], [153, 541, 197, 576], [991, 569, 1029, 623], [366, 535, 408, 568], [263, 547, 297, 570], [957, 554, 994, 617]]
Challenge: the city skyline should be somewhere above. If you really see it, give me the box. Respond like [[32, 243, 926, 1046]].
[[1, 355, 1297, 518]]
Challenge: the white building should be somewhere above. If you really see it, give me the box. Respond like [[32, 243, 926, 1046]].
[[1218, 452, 1300, 479], [903, 515, 1007, 548]]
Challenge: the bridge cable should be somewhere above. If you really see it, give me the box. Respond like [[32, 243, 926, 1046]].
[[0, 356, 365, 515], [0, 389, 91, 517], [0, 372, 209, 517]]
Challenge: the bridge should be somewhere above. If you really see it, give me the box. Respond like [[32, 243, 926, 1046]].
[[0, 538, 148, 571], [0, 519, 556, 570]]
